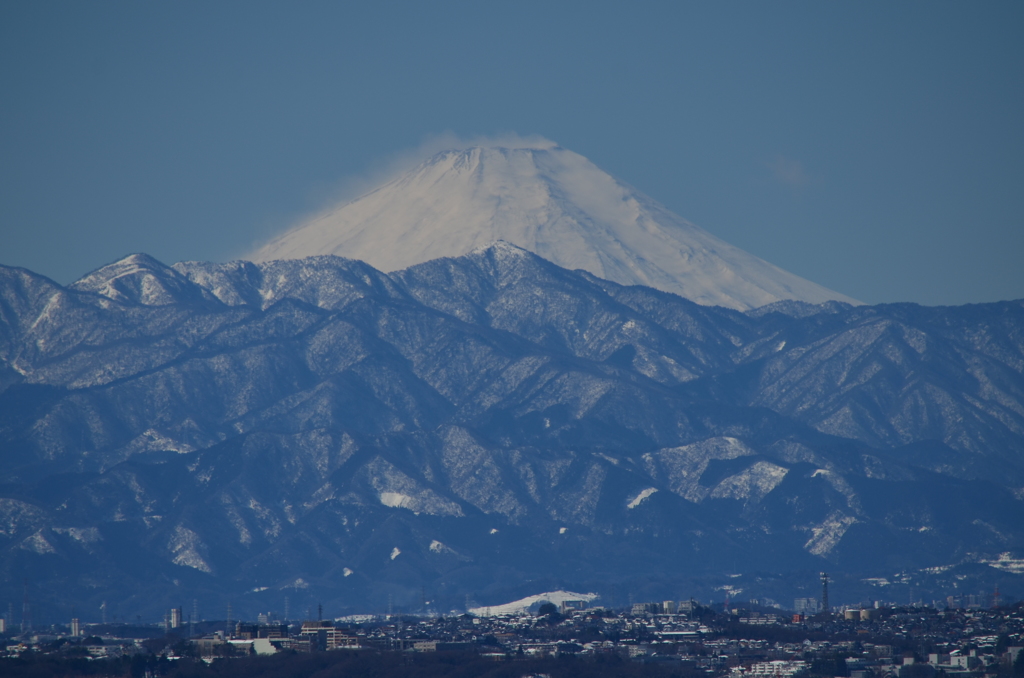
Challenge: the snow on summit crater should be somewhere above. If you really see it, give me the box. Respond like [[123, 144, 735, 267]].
[[250, 143, 858, 311]]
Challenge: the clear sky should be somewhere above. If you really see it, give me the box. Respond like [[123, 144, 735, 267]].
[[2, 1, 1022, 306]]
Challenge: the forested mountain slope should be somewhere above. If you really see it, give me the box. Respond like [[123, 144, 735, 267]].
[[1, 244, 1021, 618]]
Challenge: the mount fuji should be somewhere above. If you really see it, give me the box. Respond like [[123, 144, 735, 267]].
[[251, 142, 859, 311]]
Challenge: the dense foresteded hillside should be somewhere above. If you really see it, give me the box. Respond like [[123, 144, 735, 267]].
[[1, 243, 1022, 620]]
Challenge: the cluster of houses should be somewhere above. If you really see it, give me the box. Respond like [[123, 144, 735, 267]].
[[3, 598, 1022, 677]]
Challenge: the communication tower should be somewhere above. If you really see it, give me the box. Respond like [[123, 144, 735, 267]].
[[21, 580, 31, 633]]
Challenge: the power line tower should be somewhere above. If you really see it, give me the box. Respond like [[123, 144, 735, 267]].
[[820, 572, 830, 617], [226, 602, 232, 638], [21, 580, 31, 634]]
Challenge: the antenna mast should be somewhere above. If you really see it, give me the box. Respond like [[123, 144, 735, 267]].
[[21, 579, 31, 634]]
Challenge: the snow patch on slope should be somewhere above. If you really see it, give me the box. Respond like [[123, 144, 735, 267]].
[[802, 512, 858, 556], [642, 436, 758, 503], [364, 457, 464, 517], [168, 525, 213, 573], [980, 552, 1024, 574], [21, 530, 57, 555], [53, 527, 101, 544], [627, 487, 658, 509], [710, 462, 789, 503]]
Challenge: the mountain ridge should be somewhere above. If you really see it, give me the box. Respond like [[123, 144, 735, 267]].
[[0, 247, 1021, 619]]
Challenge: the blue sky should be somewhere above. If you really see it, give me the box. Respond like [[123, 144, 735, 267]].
[[2, 1, 1022, 305]]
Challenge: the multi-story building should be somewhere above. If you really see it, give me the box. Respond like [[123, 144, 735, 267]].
[[733, 660, 808, 678], [298, 620, 358, 650]]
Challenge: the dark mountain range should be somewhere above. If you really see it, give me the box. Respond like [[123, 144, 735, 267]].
[[1, 243, 1022, 621]]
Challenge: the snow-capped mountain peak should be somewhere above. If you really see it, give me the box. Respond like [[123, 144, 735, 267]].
[[70, 253, 214, 306], [250, 143, 858, 311]]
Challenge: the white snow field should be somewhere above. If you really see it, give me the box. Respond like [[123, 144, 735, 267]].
[[468, 590, 599, 617], [251, 143, 859, 311]]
